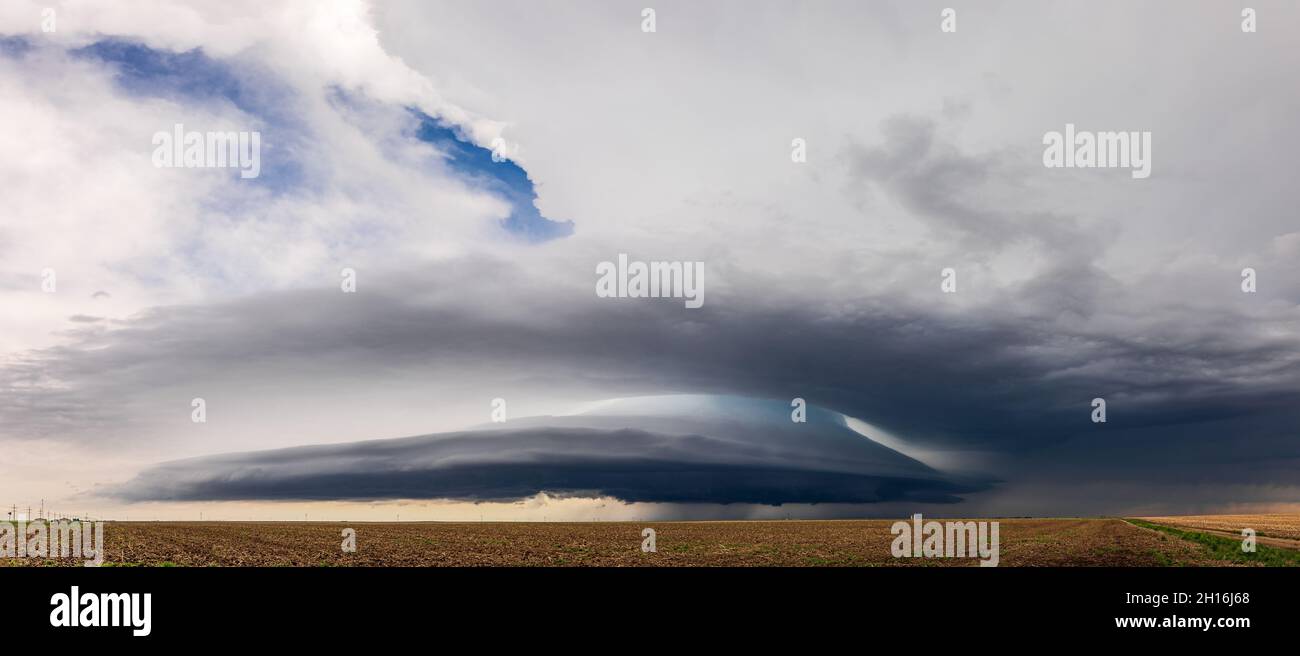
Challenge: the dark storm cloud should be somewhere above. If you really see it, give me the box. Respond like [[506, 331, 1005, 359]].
[[2, 110, 1297, 510], [109, 425, 983, 505], [3, 256, 1297, 457]]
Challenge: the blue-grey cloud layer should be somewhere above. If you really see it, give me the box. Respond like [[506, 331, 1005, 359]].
[[111, 401, 988, 504]]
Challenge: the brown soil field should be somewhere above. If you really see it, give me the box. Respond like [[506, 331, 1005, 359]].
[[0, 517, 1271, 567], [1139, 514, 1300, 547]]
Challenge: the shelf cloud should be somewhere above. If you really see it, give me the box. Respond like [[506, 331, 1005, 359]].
[[111, 396, 991, 505]]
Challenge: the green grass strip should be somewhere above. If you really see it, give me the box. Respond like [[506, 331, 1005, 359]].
[[1126, 518, 1300, 567]]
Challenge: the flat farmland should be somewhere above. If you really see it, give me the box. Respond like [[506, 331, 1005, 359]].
[[5, 517, 1293, 567], [1138, 514, 1300, 547]]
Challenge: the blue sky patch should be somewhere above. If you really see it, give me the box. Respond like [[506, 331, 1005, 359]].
[[72, 39, 304, 192], [55, 39, 571, 241], [413, 111, 573, 241]]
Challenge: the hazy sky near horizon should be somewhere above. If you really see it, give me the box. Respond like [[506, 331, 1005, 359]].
[[1, 1, 1299, 520]]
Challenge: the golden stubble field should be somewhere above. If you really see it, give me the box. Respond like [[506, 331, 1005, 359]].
[[1, 517, 1273, 567]]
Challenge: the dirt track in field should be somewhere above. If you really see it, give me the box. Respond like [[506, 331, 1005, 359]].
[[1138, 514, 1300, 549], [0, 517, 1263, 567]]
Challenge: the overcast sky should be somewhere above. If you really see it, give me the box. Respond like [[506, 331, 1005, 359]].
[[1, 0, 1298, 521]]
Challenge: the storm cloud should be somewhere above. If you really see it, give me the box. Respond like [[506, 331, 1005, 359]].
[[3, 1, 1299, 517], [5, 254, 1298, 452], [110, 396, 989, 504]]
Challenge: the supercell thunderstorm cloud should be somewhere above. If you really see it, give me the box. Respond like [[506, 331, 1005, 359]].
[[1, 1, 1299, 521], [110, 396, 990, 504]]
